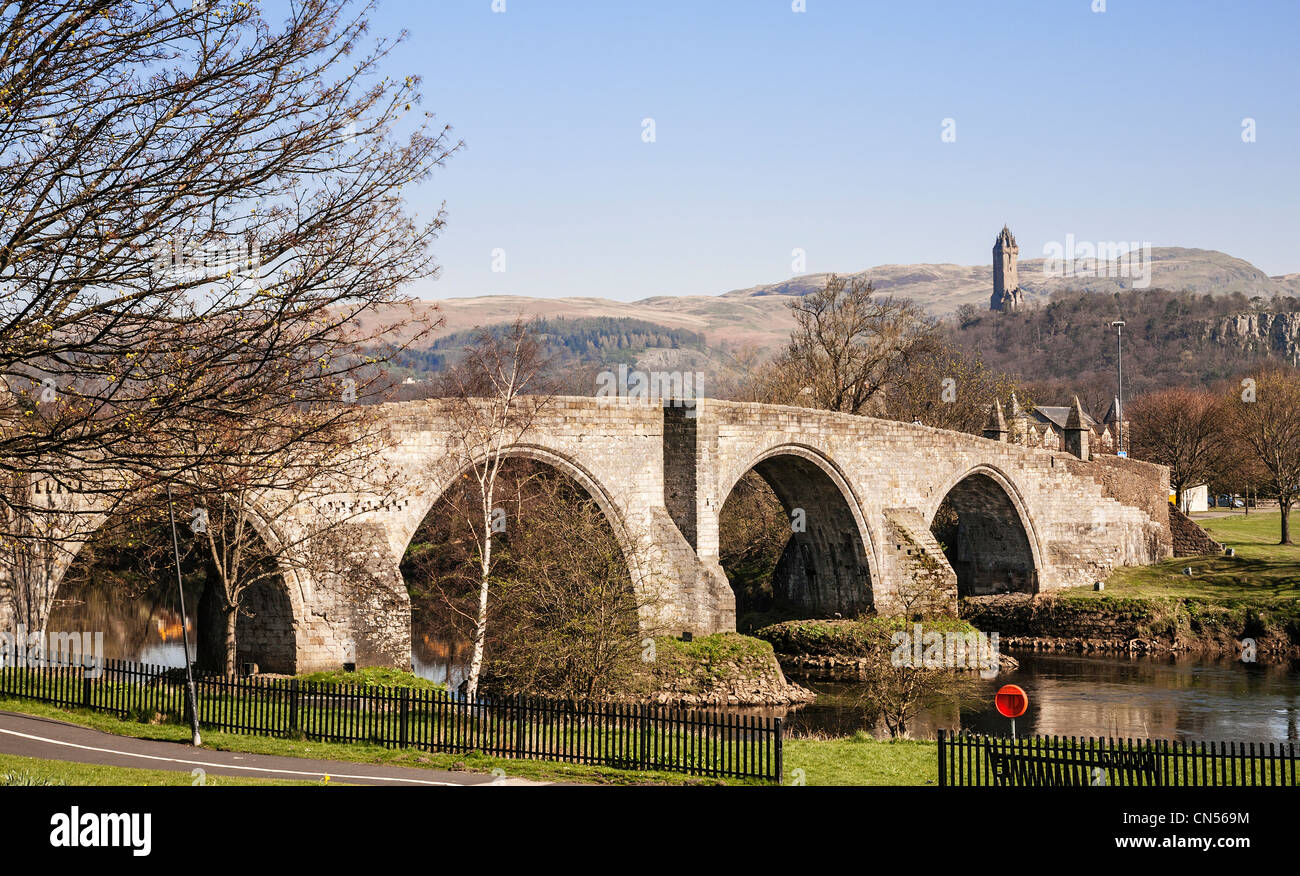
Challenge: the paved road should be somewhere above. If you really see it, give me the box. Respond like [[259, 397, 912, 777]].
[[0, 710, 546, 786]]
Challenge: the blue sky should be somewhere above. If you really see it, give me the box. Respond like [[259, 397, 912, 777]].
[[365, 0, 1298, 301]]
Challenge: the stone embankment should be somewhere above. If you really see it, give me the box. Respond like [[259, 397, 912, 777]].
[[647, 653, 816, 707], [635, 633, 815, 707], [961, 593, 1300, 660]]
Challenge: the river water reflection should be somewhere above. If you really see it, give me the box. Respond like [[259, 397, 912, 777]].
[[764, 651, 1300, 742]]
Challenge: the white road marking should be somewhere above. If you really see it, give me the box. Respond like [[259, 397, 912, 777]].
[[0, 726, 468, 786]]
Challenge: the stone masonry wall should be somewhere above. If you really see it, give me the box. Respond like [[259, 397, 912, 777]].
[[1168, 504, 1225, 556]]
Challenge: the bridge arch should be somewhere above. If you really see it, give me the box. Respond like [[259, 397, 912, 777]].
[[400, 443, 646, 601], [38, 493, 309, 674], [925, 463, 1043, 597], [718, 443, 878, 621]]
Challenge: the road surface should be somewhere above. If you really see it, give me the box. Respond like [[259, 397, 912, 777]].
[[0, 710, 547, 786]]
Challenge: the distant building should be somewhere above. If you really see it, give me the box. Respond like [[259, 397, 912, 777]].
[[999, 392, 1128, 455], [990, 225, 1025, 312], [1172, 484, 1209, 513]]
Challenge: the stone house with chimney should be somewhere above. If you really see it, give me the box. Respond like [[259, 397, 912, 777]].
[[985, 392, 1128, 455]]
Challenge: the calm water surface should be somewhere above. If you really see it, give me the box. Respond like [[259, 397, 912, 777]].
[[764, 651, 1300, 742]]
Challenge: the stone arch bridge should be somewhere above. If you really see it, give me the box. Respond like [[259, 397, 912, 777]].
[[4, 397, 1173, 673]]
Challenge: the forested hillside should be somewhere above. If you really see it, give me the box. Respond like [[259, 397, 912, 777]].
[[948, 289, 1300, 413], [388, 316, 710, 376]]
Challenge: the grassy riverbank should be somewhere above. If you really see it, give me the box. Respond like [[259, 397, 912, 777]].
[[967, 511, 1300, 655], [1100, 511, 1300, 598], [0, 752, 316, 786]]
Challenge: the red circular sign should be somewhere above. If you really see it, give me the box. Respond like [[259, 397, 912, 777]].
[[995, 684, 1028, 718]]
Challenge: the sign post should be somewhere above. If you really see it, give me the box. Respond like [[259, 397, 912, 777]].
[[995, 684, 1029, 739]]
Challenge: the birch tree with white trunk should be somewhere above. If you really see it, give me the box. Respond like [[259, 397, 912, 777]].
[[433, 319, 552, 700]]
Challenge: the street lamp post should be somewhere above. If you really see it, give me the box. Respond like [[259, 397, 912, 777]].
[[1110, 320, 1126, 457], [166, 484, 202, 746]]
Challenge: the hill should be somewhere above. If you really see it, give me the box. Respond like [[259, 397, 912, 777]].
[[368, 248, 1300, 405], [365, 247, 1300, 360]]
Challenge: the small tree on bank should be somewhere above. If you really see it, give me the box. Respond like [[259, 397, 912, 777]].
[[431, 320, 553, 700]]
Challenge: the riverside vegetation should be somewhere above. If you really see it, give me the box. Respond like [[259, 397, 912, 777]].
[[963, 512, 1300, 659]]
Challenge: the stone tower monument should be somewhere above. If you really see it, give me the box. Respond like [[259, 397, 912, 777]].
[[990, 225, 1024, 312]]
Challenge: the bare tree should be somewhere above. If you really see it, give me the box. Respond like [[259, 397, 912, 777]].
[[717, 471, 791, 628], [1127, 388, 1227, 511], [881, 340, 1028, 434], [484, 466, 662, 700], [162, 398, 405, 675], [774, 275, 940, 415], [1228, 368, 1300, 544], [0, 0, 456, 540], [0, 473, 87, 632], [431, 320, 554, 699]]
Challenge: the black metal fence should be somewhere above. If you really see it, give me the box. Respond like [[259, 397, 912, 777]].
[[938, 729, 1300, 787], [0, 658, 782, 782]]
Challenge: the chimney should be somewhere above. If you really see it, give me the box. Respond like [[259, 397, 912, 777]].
[[1064, 395, 1090, 461]]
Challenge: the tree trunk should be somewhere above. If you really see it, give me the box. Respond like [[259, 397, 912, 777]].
[[223, 605, 239, 677], [1282, 500, 1293, 545], [465, 532, 492, 700]]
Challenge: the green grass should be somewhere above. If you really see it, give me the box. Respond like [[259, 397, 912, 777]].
[[0, 752, 317, 786], [1089, 512, 1300, 602], [1050, 511, 1300, 648], [652, 632, 774, 663], [783, 734, 937, 786], [295, 666, 445, 691], [1200, 511, 1300, 558], [1092, 509, 1300, 597]]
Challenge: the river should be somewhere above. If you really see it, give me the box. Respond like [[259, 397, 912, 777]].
[[762, 651, 1300, 742]]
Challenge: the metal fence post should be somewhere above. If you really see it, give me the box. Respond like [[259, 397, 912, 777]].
[[514, 695, 526, 756], [639, 704, 650, 769], [774, 717, 784, 784], [937, 728, 946, 787], [288, 678, 299, 733], [399, 688, 410, 749]]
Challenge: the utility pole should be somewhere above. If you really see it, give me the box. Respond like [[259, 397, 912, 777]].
[[1110, 320, 1126, 456], [166, 484, 202, 746]]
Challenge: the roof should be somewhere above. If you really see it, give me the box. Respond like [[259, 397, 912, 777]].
[[1030, 405, 1099, 431], [1102, 396, 1123, 423]]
